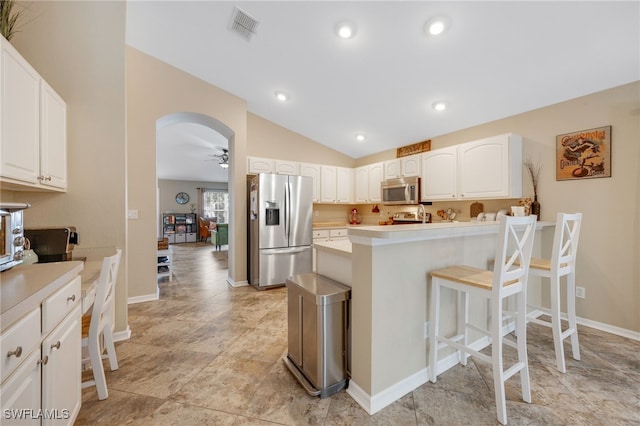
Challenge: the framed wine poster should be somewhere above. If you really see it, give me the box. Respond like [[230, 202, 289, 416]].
[[556, 125, 611, 181]]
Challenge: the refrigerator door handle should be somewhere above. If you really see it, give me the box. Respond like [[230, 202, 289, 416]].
[[261, 247, 310, 255], [285, 181, 290, 241]]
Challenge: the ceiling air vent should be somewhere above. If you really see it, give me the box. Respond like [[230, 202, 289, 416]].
[[230, 6, 259, 41]]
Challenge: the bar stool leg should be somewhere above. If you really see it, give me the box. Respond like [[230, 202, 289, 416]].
[[457, 291, 468, 365], [429, 280, 440, 382], [550, 274, 566, 373], [491, 296, 507, 426], [566, 272, 581, 361], [516, 290, 531, 403]]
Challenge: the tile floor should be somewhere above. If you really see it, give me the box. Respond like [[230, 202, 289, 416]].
[[76, 244, 640, 425]]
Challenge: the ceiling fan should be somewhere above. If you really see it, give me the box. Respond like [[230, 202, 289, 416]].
[[207, 148, 229, 168]]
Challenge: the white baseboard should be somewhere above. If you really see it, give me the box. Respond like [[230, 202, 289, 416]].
[[528, 308, 640, 341], [127, 292, 159, 304], [113, 326, 131, 342], [227, 276, 248, 287]]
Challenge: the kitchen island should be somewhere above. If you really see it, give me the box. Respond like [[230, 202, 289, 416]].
[[316, 220, 554, 415]]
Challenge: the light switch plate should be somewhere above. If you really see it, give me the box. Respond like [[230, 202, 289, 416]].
[[128, 209, 139, 219]]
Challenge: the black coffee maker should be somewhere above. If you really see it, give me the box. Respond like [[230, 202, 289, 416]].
[[24, 227, 79, 263]]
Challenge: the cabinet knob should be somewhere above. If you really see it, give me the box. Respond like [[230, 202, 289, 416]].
[[67, 294, 76, 302], [38, 356, 49, 365], [51, 341, 61, 351], [7, 346, 23, 358]]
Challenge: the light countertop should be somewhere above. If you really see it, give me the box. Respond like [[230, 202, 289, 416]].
[[313, 239, 352, 255], [1, 261, 84, 331]]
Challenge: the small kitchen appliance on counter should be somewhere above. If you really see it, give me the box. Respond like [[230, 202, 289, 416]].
[[0, 202, 30, 272], [24, 227, 79, 263], [392, 211, 431, 224]]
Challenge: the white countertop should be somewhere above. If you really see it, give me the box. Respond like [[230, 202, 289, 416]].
[[1, 261, 84, 331], [314, 239, 352, 255], [348, 220, 554, 246]]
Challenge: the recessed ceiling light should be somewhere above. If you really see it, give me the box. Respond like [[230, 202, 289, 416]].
[[336, 21, 356, 39], [275, 91, 288, 102], [432, 101, 448, 111], [355, 133, 366, 142], [425, 16, 450, 36]]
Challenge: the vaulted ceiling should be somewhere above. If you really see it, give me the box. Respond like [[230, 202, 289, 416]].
[[127, 1, 640, 182]]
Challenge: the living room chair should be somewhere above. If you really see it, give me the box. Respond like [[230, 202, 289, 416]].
[[527, 212, 582, 373], [429, 215, 537, 425], [81, 249, 122, 400]]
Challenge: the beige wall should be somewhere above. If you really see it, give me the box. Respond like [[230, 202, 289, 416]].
[[248, 114, 354, 167], [127, 47, 248, 296], [7, 1, 128, 332]]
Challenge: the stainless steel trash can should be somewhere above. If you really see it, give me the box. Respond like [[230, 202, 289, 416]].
[[283, 273, 351, 398]]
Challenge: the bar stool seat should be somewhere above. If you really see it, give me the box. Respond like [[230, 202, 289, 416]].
[[429, 215, 537, 425], [527, 212, 582, 373]]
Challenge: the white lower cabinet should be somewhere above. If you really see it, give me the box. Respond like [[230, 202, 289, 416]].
[[0, 276, 82, 425], [0, 350, 41, 426], [42, 305, 81, 425]]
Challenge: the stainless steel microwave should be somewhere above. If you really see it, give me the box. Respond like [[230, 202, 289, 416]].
[[381, 177, 421, 205]]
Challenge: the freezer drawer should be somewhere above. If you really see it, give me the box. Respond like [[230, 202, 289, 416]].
[[255, 246, 312, 289]]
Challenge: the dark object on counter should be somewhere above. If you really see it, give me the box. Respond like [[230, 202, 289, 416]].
[[25, 227, 78, 263], [531, 197, 541, 220], [470, 202, 484, 218]]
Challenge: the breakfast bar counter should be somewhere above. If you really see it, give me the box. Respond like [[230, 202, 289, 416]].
[[335, 220, 553, 415]]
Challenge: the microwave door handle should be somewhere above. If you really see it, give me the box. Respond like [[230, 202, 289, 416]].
[[405, 184, 410, 202]]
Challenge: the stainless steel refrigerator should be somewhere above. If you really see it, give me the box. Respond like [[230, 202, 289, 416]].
[[248, 174, 313, 289]]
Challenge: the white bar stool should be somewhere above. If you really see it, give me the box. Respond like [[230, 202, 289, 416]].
[[527, 212, 582, 373], [429, 215, 537, 425], [81, 249, 122, 400]]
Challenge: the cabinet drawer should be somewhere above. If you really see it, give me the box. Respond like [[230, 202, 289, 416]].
[[1, 307, 41, 383], [329, 228, 348, 238], [42, 275, 81, 334], [313, 229, 330, 239]]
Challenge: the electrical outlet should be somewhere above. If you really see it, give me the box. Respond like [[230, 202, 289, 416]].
[[424, 321, 429, 339], [576, 286, 586, 299]]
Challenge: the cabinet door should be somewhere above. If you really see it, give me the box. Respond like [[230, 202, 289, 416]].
[[320, 166, 337, 203], [42, 305, 81, 426], [354, 166, 370, 203], [300, 163, 320, 202], [421, 147, 458, 200], [458, 134, 521, 199], [401, 155, 421, 177], [40, 81, 67, 189], [248, 156, 274, 174], [336, 167, 353, 203], [0, 350, 41, 426], [274, 160, 300, 175], [0, 38, 40, 184], [384, 159, 401, 179], [368, 162, 384, 202]]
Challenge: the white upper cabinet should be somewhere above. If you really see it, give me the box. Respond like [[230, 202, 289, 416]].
[[300, 162, 321, 202], [40, 80, 67, 189], [320, 165, 352, 204], [421, 146, 458, 200], [0, 37, 67, 191], [384, 159, 401, 179], [320, 165, 337, 203], [401, 155, 421, 177], [275, 159, 300, 175], [355, 162, 383, 203], [247, 156, 275, 174], [1, 37, 41, 185], [458, 133, 522, 199], [384, 155, 421, 179], [421, 133, 522, 201]]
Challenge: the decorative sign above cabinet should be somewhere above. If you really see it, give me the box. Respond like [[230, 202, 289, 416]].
[[397, 140, 431, 158]]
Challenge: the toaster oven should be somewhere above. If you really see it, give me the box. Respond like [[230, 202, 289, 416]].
[[0, 202, 30, 272]]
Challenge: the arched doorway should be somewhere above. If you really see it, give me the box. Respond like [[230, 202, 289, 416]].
[[156, 112, 237, 284]]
